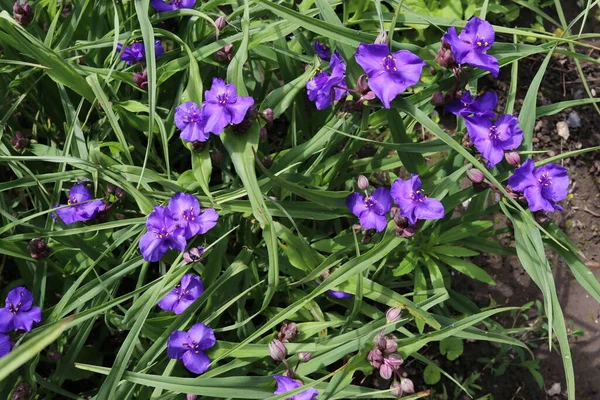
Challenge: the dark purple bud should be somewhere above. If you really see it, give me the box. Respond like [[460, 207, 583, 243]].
[[61, 2, 72, 18], [133, 70, 148, 90], [361, 234, 371, 244], [386, 307, 402, 323], [47, 349, 62, 361], [390, 207, 408, 228], [385, 336, 398, 354], [187, 395, 198, 400], [357, 74, 369, 93], [10, 131, 30, 150], [434, 47, 456, 69], [231, 118, 253, 134], [367, 348, 383, 368], [211, 149, 223, 164], [11, 383, 31, 400], [390, 381, 403, 397], [400, 378, 415, 395], [357, 175, 370, 191], [261, 156, 273, 169], [106, 183, 116, 195], [183, 246, 204, 264], [402, 227, 416, 237], [505, 151, 521, 166], [379, 363, 393, 380], [384, 353, 404, 369], [298, 352, 312, 362], [114, 187, 126, 199], [430, 91, 445, 106], [261, 108, 274, 124], [269, 339, 287, 361], [13, 0, 33, 26], [429, 65, 437, 76], [467, 168, 485, 183], [277, 321, 298, 343], [374, 31, 389, 45], [259, 127, 268, 143], [28, 238, 49, 260], [214, 43, 234, 63]]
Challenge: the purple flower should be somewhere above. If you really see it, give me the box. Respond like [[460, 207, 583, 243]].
[[158, 274, 204, 314], [151, 0, 195, 12], [167, 323, 216, 374], [201, 78, 255, 135], [442, 17, 499, 77], [464, 114, 523, 168], [54, 184, 104, 225], [0, 287, 42, 333], [391, 175, 444, 226], [175, 102, 208, 142], [273, 375, 319, 400], [508, 159, 569, 212], [166, 193, 218, 239], [139, 206, 186, 262], [116, 40, 164, 65], [328, 290, 352, 299], [445, 91, 497, 118], [347, 187, 392, 232], [0, 333, 10, 358], [312, 39, 331, 61], [354, 43, 425, 108], [306, 51, 347, 110]]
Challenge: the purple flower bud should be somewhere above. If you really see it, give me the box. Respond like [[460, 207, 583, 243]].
[[367, 348, 384, 368], [402, 227, 416, 237], [211, 149, 223, 164], [386, 307, 402, 323], [505, 151, 521, 166], [384, 353, 404, 369], [385, 336, 398, 354], [259, 127, 268, 143], [269, 339, 287, 361], [373, 333, 386, 349], [187, 395, 198, 400], [434, 47, 456, 69], [28, 238, 50, 260], [374, 31, 389, 45], [11, 383, 31, 400], [214, 16, 226, 31], [47, 349, 62, 361], [214, 43, 234, 63], [400, 378, 415, 394], [106, 183, 116, 195], [13, 0, 33, 26], [10, 131, 30, 150], [357, 74, 369, 93], [261, 108, 274, 124], [61, 2, 72, 18], [467, 168, 485, 183], [358, 91, 377, 103], [390, 380, 403, 397], [133, 70, 148, 90], [183, 247, 205, 264], [430, 91, 445, 106], [379, 363, 393, 380], [298, 352, 312, 362], [277, 321, 298, 343], [357, 175, 370, 191]]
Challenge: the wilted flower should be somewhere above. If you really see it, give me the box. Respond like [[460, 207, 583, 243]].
[[13, 0, 33, 26], [464, 114, 523, 168], [386, 307, 402, 323], [312, 39, 331, 61], [391, 175, 444, 226], [0, 333, 10, 358], [116, 40, 164, 65], [0, 287, 42, 332], [442, 17, 499, 77], [183, 246, 205, 264], [367, 348, 384, 368], [201, 78, 255, 135], [54, 184, 104, 225], [151, 0, 196, 11], [273, 375, 319, 400], [133, 70, 148, 90], [158, 274, 204, 314], [27, 238, 50, 260], [269, 339, 287, 361], [9, 131, 30, 150], [445, 91, 497, 118], [166, 193, 218, 239], [277, 321, 298, 343], [298, 352, 312, 362], [354, 43, 425, 108], [139, 206, 186, 262], [347, 187, 392, 232], [175, 102, 208, 142], [168, 323, 215, 374], [508, 159, 569, 212], [307, 51, 347, 110], [505, 151, 521, 166]]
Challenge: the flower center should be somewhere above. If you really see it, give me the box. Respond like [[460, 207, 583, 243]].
[[180, 206, 196, 221], [476, 35, 489, 47], [364, 197, 377, 209], [538, 172, 552, 187], [410, 189, 426, 202], [173, 284, 190, 300], [216, 91, 230, 105], [183, 111, 201, 123], [183, 340, 202, 353], [153, 227, 170, 239], [488, 125, 500, 140], [380, 55, 397, 71], [67, 197, 78, 205], [8, 301, 21, 314]]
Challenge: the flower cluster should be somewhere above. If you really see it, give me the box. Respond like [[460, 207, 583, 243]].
[[347, 175, 444, 232], [54, 184, 105, 226], [167, 323, 215, 374], [368, 332, 404, 380], [0, 287, 42, 358], [139, 192, 218, 262], [116, 40, 164, 65], [175, 78, 255, 142]]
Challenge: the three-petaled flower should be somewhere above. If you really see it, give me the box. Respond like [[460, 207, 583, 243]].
[[166, 193, 218, 239], [175, 102, 208, 142], [116, 40, 164, 65], [151, 0, 195, 12], [347, 187, 392, 232], [139, 206, 186, 262], [158, 274, 204, 314], [391, 175, 445, 226], [508, 159, 569, 212], [167, 323, 216, 374], [273, 375, 319, 400], [0, 287, 42, 333], [465, 114, 523, 168], [312, 39, 331, 61], [201, 78, 255, 135], [354, 43, 425, 108], [306, 51, 347, 110], [442, 17, 499, 77], [54, 184, 104, 225], [445, 91, 497, 118]]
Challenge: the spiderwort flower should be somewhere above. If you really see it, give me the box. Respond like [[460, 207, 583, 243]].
[[54, 184, 104, 225], [0, 287, 41, 332], [139, 206, 186, 262], [273, 375, 319, 400], [306, 50, 347, 110], [0, 333, 10, 358], [167, 323, 216, 374], [445, 91, 497, 118], [508, 159, 569, 212], [116, 40, 164, 65], [201, 78, 255, 135], [312, 39, 331, 61], [347, 187, 392, 232], [175, 102, 208, 142], [391, 175, 444, 226], [464, 114, 523, 168], [158, 274, 204, 314], [442, 17, 499, 77], [354, 43, 425, 108], [166, 193, 218, 239], [151, 0, 196, 12]]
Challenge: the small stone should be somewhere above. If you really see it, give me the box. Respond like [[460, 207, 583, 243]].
[[567, 111, 581, 129]]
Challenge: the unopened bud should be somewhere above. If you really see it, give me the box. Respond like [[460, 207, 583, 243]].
[[214, 43, 234, 63], [358, 91, 376, 104], [374, 31, 389, 45], [400, 378, 415, 395], [384, 353, 404, 369], [106, 183, 116, 195], [379, 363, 393, 379], [357, 74, 369, 93], [361, 234, 371, 244], [114, 187, 126, 199], [13, 0, 33, 26], [402, 227, 416, 237], [259, 127, 268, 142], [183, 246, 204, 264], [373, 333, 386, 349], [389, 207, 407, 228], [505, 151, 520, 166], [357, 175, 369, 191], [434, 47, 456, 69], [11, 383, 31, 400], [298, 352, 312, 362], [386, 307, 402, 323], [269, 339, 287, 361], [277, 321, 298, 343], [261, 108, 274, 124], [28, 238, 50, 260], [211, 149, 223, 164], [187, 394, 198, 400], [214, 16, 226, 31], [467, 168, 485, 183], [430, 91, 445, 106], [390, 381, 403, 397], [385, 336, 398, 353], [133, 70, 148, 90], [367, 348, 384, 368], [47, 349, 62, 361], [10, 131, 30, 151]]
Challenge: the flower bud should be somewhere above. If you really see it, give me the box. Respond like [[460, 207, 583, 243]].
[[13, 0, 33, 26], [384, 353, 404, 369], [259, 127, 268, 142], [505, 151, 520, 166], [385, 337, 398, 354], [269, 339, 287, 361], [47, 349, 62, 361], [214, 16, 226, 31], [361, 234, 371, 244], [187, 395, 198, 400], [183, 246, 204, 264], [214, 43, 234, 63], [402, 227, 416, 237], [28, 238, 49, 260], [358, 91, 376, 103], [373, 333, 386, 349], [277, 321, 298, 343], [386, 307, 402, 323], [106, 183, 116, 195], [357, 175, 369, 191], [467, 168, 485, 183], [10, 131, 30, 151], [390, 380, 403, 397], [374, 31, 389, 46], [11, 383, 31, 400], [298, 352, 312, 362], [434, 47, 456, 69], [367, 348, 383, 368], [261, 156, 273, 169], [356, 74, 369, 93], [211, 149, 223, 164], [379, 363, 393, 380], [133, 70, 148, 90], [430, 91, 445, 106], [400, 378, 415, 394], [261, 108, 274, 124]]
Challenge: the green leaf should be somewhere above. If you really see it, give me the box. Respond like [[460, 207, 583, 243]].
[[423, 364, 441, 385], [439, 337, 464, 361]]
